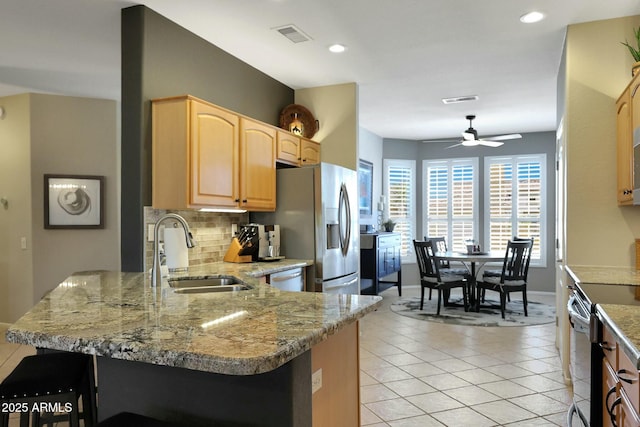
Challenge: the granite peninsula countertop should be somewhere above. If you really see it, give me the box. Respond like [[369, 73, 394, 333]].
[[567, 265, 640, 286], [6, 260, 382, 376]]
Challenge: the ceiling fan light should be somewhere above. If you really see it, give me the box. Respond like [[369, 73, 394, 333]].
[[461, 140, 479, 147], [520, 11, 545, 24]]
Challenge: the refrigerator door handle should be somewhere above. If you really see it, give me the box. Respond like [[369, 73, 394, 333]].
[[338, 183, 351, 257]]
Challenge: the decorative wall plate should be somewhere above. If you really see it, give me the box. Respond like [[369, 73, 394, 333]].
[[279, 104, 318, 139]]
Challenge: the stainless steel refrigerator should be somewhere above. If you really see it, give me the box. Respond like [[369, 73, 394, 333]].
[[251, 163, 359, 294]]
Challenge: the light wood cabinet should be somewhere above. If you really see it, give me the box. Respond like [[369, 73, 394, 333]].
[[617, 87, 633, 205], [152, 95, 276, 211], [276, 130, 321, 167], [301, 138, 320, 165], [276, 130, 301, 166], [600, 320, 640, 426], [617, 72, 640, 206], [240, 118, 276, 211]]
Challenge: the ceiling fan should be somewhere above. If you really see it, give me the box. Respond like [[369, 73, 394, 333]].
[[424, 115, 522, 149]]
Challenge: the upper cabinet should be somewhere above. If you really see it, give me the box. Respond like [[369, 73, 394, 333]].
[[240, 118, 276, 210], [301, 138, 320, 165], [617, 87, 632, 205], [617, 73, 640, 206], [152, 95, 276, 211], [276, 130, 321, 167]]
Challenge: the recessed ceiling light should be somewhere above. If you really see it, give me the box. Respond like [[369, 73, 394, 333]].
[[329, 44, 346, 53], [520, 11, 545, 24]]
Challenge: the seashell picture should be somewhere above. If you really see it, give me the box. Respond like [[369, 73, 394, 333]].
[[44, 174, 104, 229]]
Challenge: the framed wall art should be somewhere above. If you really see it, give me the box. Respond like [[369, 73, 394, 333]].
[[44, 174, 105, 229], [358, 159, 373, 218]]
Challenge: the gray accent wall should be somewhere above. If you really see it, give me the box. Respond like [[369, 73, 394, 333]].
[[121, 5, 294, 271], [383, 132, 556, 292]]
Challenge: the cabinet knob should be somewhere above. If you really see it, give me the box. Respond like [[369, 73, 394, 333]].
[[242, 199, 248, 203], [235, 198, 240, 203]]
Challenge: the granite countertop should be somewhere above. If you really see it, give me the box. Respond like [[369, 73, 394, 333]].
[[6, 260, 382, 376], [597, 304, 640, 368], [567, 265, 640, 286]]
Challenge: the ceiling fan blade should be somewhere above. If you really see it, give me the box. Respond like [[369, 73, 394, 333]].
[[422, 139, 460, 143], [445, 142, 464, 149], [477, 140, 504, 148], [483, 133, 522, 141]]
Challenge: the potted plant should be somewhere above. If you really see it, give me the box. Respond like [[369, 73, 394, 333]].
[[382, 219, 396, 232], [621, 26, 640, 76]]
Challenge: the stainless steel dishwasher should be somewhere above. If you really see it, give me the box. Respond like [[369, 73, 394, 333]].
[[268, 268, 305, 292]]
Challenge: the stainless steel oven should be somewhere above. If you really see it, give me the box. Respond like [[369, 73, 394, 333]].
[[567, 283, 594, 426]]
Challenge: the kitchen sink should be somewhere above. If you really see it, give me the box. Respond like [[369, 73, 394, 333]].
[[168, 276, 251, 293]]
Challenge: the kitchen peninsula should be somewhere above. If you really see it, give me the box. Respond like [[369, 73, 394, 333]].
[[6, 260, 382, 427]]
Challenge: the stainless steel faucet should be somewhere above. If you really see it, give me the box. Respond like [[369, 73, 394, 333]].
[[152, 213, 196, 287]]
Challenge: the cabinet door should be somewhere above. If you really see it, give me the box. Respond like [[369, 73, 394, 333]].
[[392, 245, 402, 272], [618, 88, 633, 205], [301, 138, 320, 165], [603, 358, 618, 427], [377, 246, 387, 277], [190, 101, 240, 207], [276, 130, 301, 166], [621, 388, 640, 427], [240, 118, 276, 211]]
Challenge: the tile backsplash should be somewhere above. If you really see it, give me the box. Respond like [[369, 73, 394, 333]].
[[143, 207, 249, 272]]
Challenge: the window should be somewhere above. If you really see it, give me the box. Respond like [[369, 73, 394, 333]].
[[423, 158, 479, 252], [484, 154, 546, 266], [383, 159, 416, 261]]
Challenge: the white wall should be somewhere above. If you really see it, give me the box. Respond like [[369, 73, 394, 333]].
[[295, 83, 359, 170], [565, 15, 640, 267]]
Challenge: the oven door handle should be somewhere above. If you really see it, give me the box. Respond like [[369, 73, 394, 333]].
[[567, 295, 590, 333]]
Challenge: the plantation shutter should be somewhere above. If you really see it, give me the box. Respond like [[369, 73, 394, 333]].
[[384, 159, 415, 261], [424, 159, 478, 253], [485, 154, 545, 264]]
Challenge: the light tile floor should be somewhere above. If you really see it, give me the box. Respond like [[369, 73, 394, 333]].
[[359, 285, 571, 426], [0, 285, 571, 427]]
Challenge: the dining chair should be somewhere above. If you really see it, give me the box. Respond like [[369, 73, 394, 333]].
[[424, 236, 469, 301], [480, 236, 534, 302], [475, 238, 533, 318], [413, 240, 468, 315]]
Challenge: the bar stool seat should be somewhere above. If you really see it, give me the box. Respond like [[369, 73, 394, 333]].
[[97, 412, 184, 427], [0, 352, 96, 427]]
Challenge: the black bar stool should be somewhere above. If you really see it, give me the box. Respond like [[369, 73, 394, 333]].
[[97, 412, 184, 427], [0, 352, 97, 427]]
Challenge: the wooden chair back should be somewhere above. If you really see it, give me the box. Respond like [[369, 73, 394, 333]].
[[424, 236, 450, 269], [499, 239, 534, 283], [413, 240, 441, 281]]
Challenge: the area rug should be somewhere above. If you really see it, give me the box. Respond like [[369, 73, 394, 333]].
[[390, 295, 555, 327]]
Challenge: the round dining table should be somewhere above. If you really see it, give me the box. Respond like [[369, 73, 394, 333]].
[[434, 250, 505, 311]]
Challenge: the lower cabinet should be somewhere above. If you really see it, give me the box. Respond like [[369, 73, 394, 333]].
[[601, 321, 640, 426], [360, 233, 402, 296]]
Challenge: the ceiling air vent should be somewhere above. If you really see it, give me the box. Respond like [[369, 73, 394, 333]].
[[442, 95, 479, 104], [274, 25, 312, 43]]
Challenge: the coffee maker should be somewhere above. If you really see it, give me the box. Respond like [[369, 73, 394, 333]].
[[257, 224, 281, 260]]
